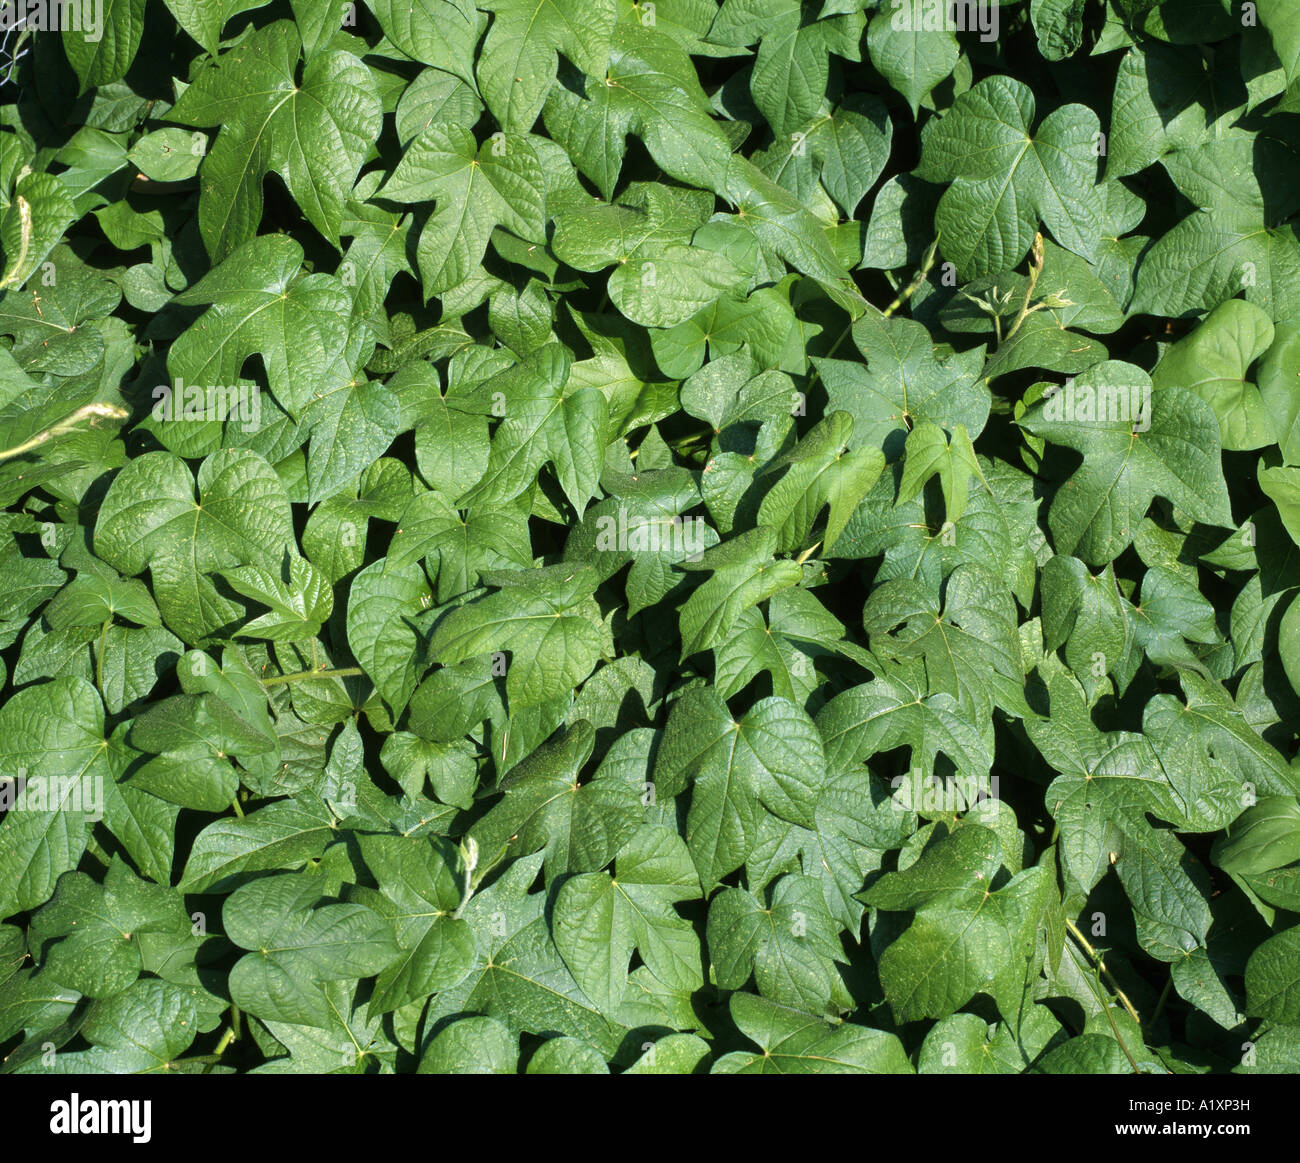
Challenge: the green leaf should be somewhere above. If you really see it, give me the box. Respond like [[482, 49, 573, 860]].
[[655, 686, 826, 891], [1031, 0, 1087, 61], [918, 75, 1104, 280], [167, 21, 383, 258], [0, 677, 109, 921], [677, 526, 803, 657], [712, 992, 912, 1074], [45, 570, 159, 629], [453, 344, 608, 513], [552, 823, 702, 1014], [161, 235, 358, 423], [1260, 320, 1300, 465], [420, 1016, 519, 1073], [357, 834, 476, 1012], [1213, 799, 1300, 876], [346, 558, 431, 717], [225, 874, 398, 1025], [710, 0, 864, 138], [721, 156, 850, 286], [94, 449, 295, 643], [380, 124, 546, 297], [164, 0, 272, 55], [866, 5, 958, 116], [1131, 209, 1300, 322], [128, 692, 271, 810], [863, 563, 1025, 721], [815, 312, 989, 456], [430, 563, 603, 710], [1, 174, 77, 295], [543, 22, 733, 198], [816, 662, 994, 780], [707, 873, 846, 1013], [14, 979, 199, 1074], [757, 411, 885, 552], [1257, 0, 1300, 86], [0, 247, 118, 374], [896, 421, 984, 524], [860, 825, 1003, 912], [370, 0, 479, 84], [221, 555, 333, 641], [1024, 671, 1189, 895], [1018, 361, 1233, 565], [62, 0, 147, 91], [608, 244, 745, 329], [1151, 299, 1275, 450], [178, 795, 338, 893], [1245, 926, 1300, 1024], [28, 858, 191, 998], [469, 721, 643, 879], [475, 0, 616, 134], [876, 861, 1056, 1023]]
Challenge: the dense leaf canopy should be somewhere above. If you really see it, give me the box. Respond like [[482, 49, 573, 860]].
[[0, 0, 1298, 1077]]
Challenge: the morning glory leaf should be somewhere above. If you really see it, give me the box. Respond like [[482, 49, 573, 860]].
[[917, 75, 1104, 280], [167, 21, 384, 258], [224, 873, 398, 1026]]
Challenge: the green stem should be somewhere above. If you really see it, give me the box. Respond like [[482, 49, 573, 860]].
[[1065, 918, 1141, 1026], [0, 195, 31, 289], [1150, 975, 1174, 1030], [230, 796, 244, 818], [95, 618, 109, 702], [83, 837, 112, 870], [883, 236, 941, 318], [1065, 939, 1143, 1075], [168, 1054, 226, 1068], [260, 666, 363, 687], [805, 320, 855, 398], [0, 403, 128, 462], [1002, 232, 1045, 342]]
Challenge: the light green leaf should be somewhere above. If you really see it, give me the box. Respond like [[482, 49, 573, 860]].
[[94, 449, 294, 643], [1018, 361, 1234, 565], [552, 823, 702, 1015], [28, 858, 191, 998], [381, 124, 546, 297], [346, 558, 431, 717], [655, 687, 826, 891], [370, 0, 479, 83], [1151, 299, 1275, 450], [430, 563, 603, 710], [167, 21, 383, 258], [0, 677, 109, 921], [476, 0, 616, 134], [357, 834, 476, 1013], [1245, 926, 1300, 1024], [62, 0, 146, 91], [918, 75, 1104, 280], [712, 992, 912, 1073], [225, 874, 398, 1026]]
